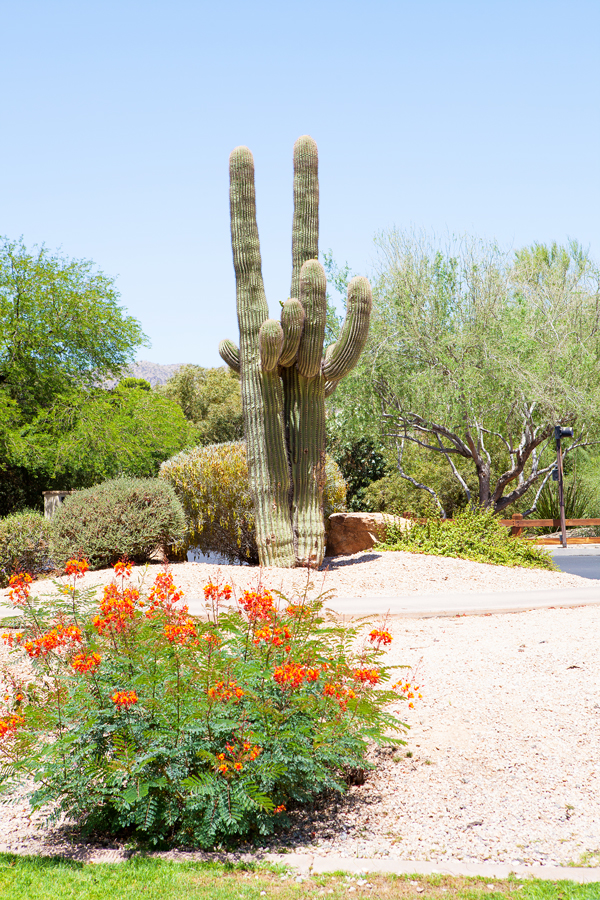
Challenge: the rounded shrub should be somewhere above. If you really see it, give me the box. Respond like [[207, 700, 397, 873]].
[[51, 477, 186, 570], [0, 510, 53, 587], [160, 441, 347, 564]]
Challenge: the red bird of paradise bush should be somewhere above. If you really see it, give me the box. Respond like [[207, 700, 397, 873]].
[[1, 560, 421, 849]]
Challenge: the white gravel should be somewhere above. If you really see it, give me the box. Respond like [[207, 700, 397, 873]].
[[1, 551, 599, 866]]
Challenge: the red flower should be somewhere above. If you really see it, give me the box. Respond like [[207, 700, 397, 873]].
[[8, 573, 32, 606], [369, 628, 392, 647], [239, 588, 276, 622], [64, 559, 89, 578], [71, 652, 101, 674], [352, 668, 380, 685], [111, 690, 138, 708]]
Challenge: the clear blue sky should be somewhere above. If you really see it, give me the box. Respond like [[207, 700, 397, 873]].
[[2, 0, 599, 366]]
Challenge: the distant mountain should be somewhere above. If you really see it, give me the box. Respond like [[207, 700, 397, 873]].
[[126, 361, 187, 387]]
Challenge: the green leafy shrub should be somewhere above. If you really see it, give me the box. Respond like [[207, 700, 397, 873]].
[[0, 510, 53, 587], [160, 442, 347, 564], [51, 477, 186, 570], [380, 505, 555, 570], [532, 478, 596, 534], [1, 565, 416, 849]]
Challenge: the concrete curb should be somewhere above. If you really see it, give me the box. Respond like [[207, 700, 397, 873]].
[[261, 852, 600, 883]]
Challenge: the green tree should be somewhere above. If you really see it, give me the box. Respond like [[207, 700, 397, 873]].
[[160, 365, 244, 445], [22, 384, 192, 488], [0, 236, 146, 420], [330, 233, 600, 515]]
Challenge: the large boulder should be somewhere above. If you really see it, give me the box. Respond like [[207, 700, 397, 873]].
[[325, 512, 412, 557]]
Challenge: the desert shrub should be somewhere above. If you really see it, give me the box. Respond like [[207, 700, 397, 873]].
[[380, 505, 555, 570], [0, 564, 417, 848], [160, 442, 347, 564], [0, 510, 53, 587], [532, 478, 596, 534], [51, 477, 185, 570]]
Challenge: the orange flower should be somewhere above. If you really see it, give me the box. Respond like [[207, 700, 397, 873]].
[[352, 667, 380, 685], [217, 763, 228, 774], [113, 560, 132, 578], [369, 628, 392, 647], [93, 582, 138, 634], [0, 713, 25, 740], [23, 624, 83, 658], [8, 573, 32, 606], [2, 631, 23, 648], [64, 558, 89, 578], [273, 804, 286, 814], [239, 588, 276, 622], [111, 690, 138, 708], [285, 603, 311, 620], [323, 682, 356, 711], [203, 581, 232, 604], [146, 570, 184, 617], [164, 617, 197, 646], [234, 762, 243, 771], [273, 662, 308, 689], [71, 652, 101, 674], [207, 681, 244, 703]]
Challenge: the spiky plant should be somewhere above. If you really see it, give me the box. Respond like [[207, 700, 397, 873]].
[[220, 136, 371, 568]]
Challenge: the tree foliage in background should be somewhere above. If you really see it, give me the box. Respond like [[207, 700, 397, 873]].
[[0, 238, 195, 515], [329, 233, 600, 516], [159, 365, 244, 445], [0, 237, 145, 420]]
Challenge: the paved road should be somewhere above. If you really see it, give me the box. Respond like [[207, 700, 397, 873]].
[[550, 544, 600, 580]]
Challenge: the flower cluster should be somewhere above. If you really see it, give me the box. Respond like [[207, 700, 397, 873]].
[[285, 603, 311, 620], [253, 624, 291, 648], [353, 667, 381, 685], [64, 559, 90, 578], [2, 631, 24, 648], [111, 690, 138, 708], [164, 617, 197, 646], [207, 680, 244, 703], [93, 581, 139, 634], [146, 570, 184, 616], [0, 712, 25, 741], [7, 573, 32, 606], [369, 628, 392, 647], [23, 624, 83, 658], [273, 663, 319, 689], [239, 587, 276, 622], [323, 682, 357, 711], [71, 652, 101, 674], [203, 581, 232, 605], [215, 740, 261, 776]]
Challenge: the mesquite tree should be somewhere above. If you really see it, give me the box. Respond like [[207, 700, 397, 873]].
[[219, 136, 372, 567]]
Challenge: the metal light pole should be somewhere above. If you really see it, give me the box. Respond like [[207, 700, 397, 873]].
[[554, 425, 573, 549]]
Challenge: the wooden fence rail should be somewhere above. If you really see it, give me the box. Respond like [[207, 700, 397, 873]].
[[497, 513, 600, 543]]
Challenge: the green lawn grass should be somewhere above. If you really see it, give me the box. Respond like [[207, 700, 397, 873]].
[[0, 855, 597, 900]]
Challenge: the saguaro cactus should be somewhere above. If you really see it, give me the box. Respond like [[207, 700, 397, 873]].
[[220, 136, 372, 568]]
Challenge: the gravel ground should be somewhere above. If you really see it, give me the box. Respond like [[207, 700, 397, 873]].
[[1, 552, 599, 866]]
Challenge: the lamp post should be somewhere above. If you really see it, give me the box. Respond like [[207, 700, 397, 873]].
[[554, 426, 573, 548]]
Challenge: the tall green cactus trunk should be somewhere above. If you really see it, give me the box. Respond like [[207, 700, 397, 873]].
[[220, 137, 372, 568]]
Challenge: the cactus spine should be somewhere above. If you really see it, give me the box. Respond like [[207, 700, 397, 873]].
[[220, 136, 371, 568]]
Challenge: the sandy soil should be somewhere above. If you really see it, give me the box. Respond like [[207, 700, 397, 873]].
[[1, 552, 599, 866]]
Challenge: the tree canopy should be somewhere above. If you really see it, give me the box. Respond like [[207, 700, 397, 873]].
[[159, 365, 243, 445], [329, 233, 600, 515], [0, 236, 146, 420]]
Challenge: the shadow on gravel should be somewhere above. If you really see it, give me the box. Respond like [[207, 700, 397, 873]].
[[321, 553, 382, 571]]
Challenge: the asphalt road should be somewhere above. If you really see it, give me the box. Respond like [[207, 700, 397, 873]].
[[551, 546, 600, 580]]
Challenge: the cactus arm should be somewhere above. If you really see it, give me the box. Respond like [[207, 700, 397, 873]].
[[322, 276, 372, 381], [218, 338, 240, 374], [229, 146, 295, 567], [259, 319, 284, 372], [324, 379, 339, 398], [279, 298, 305, 366], [296, 259, 327, 378], [291, 136, 319, 300]]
